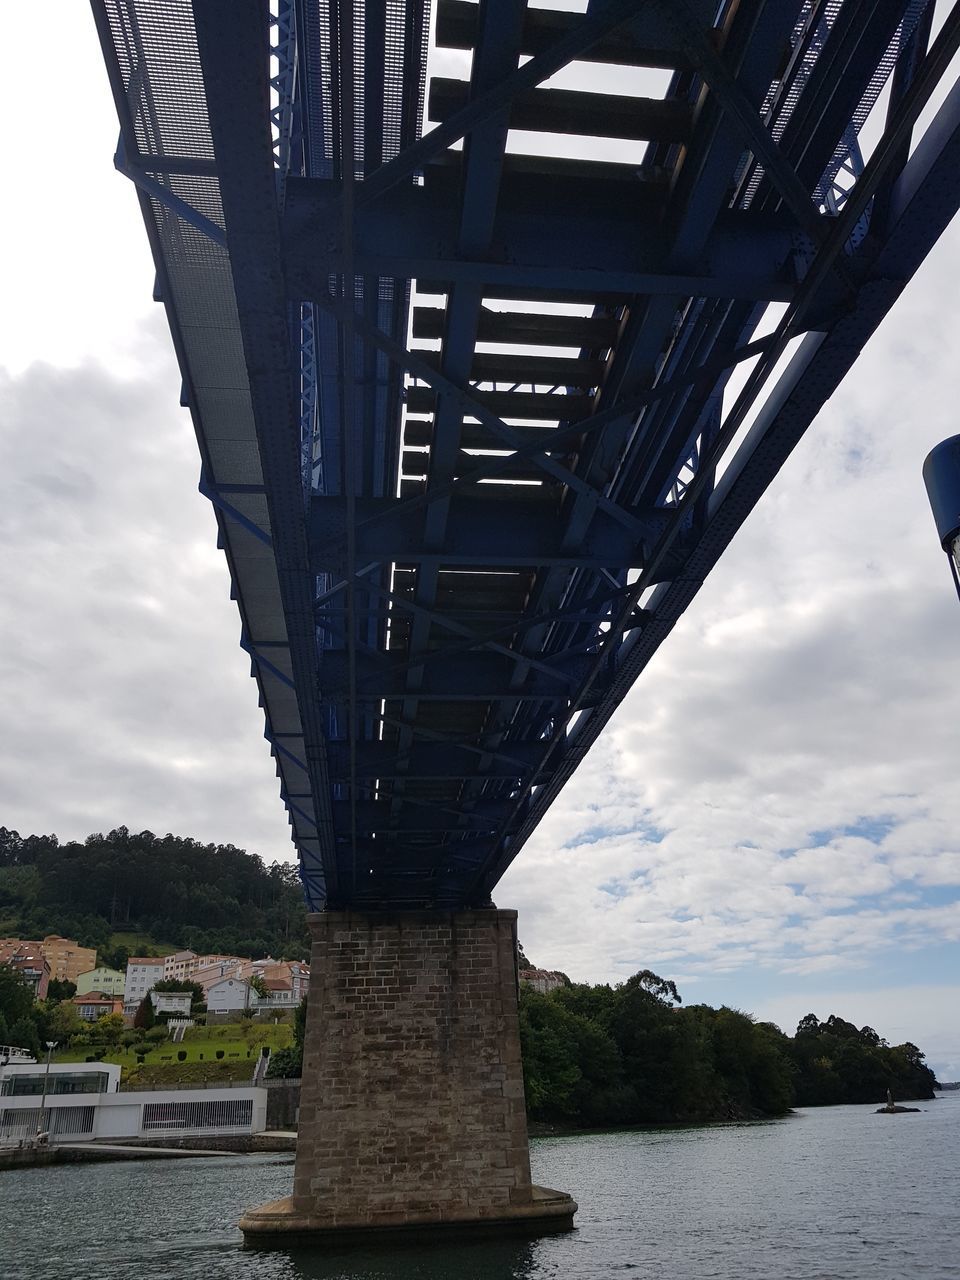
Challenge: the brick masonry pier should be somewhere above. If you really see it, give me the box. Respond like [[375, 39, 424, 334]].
[[240, 909, 576, 1243]]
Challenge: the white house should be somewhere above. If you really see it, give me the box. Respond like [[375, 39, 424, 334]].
[[207, 977, 256, 1014], [149, 991, 192, 1018]]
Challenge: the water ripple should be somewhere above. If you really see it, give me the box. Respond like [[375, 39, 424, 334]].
[[2, 1098, 958, 1280]]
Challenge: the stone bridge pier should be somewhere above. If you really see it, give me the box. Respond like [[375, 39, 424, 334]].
[[240, 908, 576, 1244]]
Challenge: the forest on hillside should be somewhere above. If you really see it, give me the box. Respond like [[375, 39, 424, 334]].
[[0, 826, 309, 960], [519, 972, 938, 1126]]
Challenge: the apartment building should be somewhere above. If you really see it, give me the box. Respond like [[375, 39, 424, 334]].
[[0, 942, 51, 999], [76, 966, 125, 997], [0, 935, 95, 986], [123, 956, 165, 1013]]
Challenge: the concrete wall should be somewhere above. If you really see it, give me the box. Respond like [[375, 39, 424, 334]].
[[265, 1077, 300, 1129], [293, 909, 532, 1229], [0, 1085, 267, 1143]]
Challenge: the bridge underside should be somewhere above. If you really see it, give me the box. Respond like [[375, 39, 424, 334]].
[[95, 0, 960, 913], [94, 0, 960, 1243]]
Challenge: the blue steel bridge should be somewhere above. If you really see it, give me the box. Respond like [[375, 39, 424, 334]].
[[94, 0, 960, 914]]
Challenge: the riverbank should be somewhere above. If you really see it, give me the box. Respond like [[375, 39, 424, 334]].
[[526, 1105, 789, 1139], [0, 1130, 296, 1171], [526, 1090, 939, 1139]]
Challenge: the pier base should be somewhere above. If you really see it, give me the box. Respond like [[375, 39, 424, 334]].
[[240, 909, 576, 1245]]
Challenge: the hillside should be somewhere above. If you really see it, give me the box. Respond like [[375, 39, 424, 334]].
[[0, 825, 309, 961]]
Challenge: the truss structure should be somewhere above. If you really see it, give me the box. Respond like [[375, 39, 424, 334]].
[[94, 0, 960, 909]]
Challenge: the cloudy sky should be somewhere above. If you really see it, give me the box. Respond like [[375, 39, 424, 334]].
[[3, 4, 960, 1080]]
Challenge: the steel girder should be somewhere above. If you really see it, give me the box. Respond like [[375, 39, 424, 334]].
[[93, 0, 960, 910]]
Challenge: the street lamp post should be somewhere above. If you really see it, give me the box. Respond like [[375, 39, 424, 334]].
[[36, 1041, 57, 1144], [923, 435, 960, 602]]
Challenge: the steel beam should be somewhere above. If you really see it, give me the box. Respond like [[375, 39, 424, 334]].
[[283, 180, 799, 302], [310, 494, 671, 571]]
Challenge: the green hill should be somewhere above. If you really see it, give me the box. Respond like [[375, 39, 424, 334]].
[[0, 825, 309, 963]]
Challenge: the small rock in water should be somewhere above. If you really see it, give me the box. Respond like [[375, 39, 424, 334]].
[[876, 1091, 920, 1113]]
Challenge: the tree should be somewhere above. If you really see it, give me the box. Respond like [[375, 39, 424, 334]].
[[606, 972, 690, 1122], [628, 969, 682, 1005], [98, 943, 129, 974], [8, 1016, 41, 1059], [91, 1012, 125, 1050], [0, 964, 35, 1027], [134, 996, 156, 1030], [0, 826, 311, 961], [796, 1013, 821, 1037], [46, 1000, 82, 1043], [265, 1046, 302, 1078], [294, 995, 307, 1049], [520, 986, 632, 1125], [266, 996, 308, 1079], [46, 979, 76, 1002], [249, 974, 268, 999], [787, 1012, 937, 1104]]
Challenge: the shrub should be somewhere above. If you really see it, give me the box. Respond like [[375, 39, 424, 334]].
[[136, 1054, 145, 1065], [177, 1050, 187, 1062], [216, 1050, 224, 1060], [265, 1046, 302, 1079]]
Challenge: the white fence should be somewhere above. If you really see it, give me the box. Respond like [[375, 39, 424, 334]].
[[0, 1105, 96, 1143], [141, 1098, 253, 1131]]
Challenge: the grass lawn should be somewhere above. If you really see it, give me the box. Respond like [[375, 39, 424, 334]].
[[54, 1021, 293, 1084]]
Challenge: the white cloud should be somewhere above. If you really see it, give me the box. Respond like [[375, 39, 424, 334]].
[[0, 358, 292, 860], [501, 217, 960, 1032]]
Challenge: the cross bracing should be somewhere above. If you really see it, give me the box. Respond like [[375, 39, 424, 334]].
[[94, 0, 960, 910]]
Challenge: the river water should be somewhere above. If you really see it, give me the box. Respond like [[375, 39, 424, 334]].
[[2, 1096, 957, 1280]]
